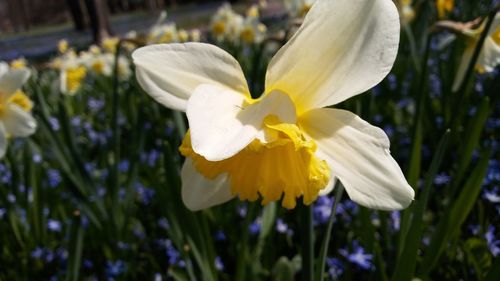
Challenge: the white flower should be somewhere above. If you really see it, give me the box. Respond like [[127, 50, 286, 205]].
[[133, 0, 414, 211], [0, 62, 37, 158], [284, 0, 317, 18], [452, 14, 500, 91]]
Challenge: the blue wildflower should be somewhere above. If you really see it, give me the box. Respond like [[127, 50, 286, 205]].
[[118, 160, 130, 172], [214, 230, 226, 242], [313, 196, 333, 225], [49, 117, 60, 131], [276, 219, 289, 234], [387, 73, 397, 91], [326, 258, 344, 279], [105, 260, 126, 277], [33, 154, 42, 163], [47, 169, 62, 187], [340, 243, 373, 270], [390, 211, 401, 231], [485, 226, 500, 257], [483, 187, 500, 203], [31, 247, 44, 259], [158, 217, 170, 230], [215, 256, 224, 271], [0, 208, 6, 219], [47, 219, 62, 232], [248, 219, 261, 235], [83, 259, 94, 269], [434, 172, 451, 185], [7, 193, 16, 203]]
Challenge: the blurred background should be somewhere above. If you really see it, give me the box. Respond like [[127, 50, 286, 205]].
[[0, 0, 266, 61]]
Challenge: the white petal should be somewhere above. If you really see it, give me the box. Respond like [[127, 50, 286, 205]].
[[132, 43, 250, 112], [2, 104, 37, 137], [300, 108, 414, 210], [0, 62, 8, 77], [477, 36, 500, 73], [181, 158, 234, 211], [187, 84, 296, 161], [0, 123, 7, 159], [0, 68, 30, 96], [265, 0, 399, 112]]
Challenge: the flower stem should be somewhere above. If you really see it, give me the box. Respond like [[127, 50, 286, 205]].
[[316, 181, 344, 281], [300, 201, 314, 281]]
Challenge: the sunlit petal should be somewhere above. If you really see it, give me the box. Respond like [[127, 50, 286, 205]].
[[300, 108, 414, 210], [133, 43, 250, 112], [265, 0, 399, 112], [187, 84, 296, 161], [181, 158, 234, 211]]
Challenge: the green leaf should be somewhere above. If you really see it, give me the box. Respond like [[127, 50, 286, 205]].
[[391, 130, 450, 281], [451, 97, 489, 194], [66, 219, 84, 281], [485, 257, 500, 281], [464, 238, 492, 280], [273, 256, 298, 281], [419, 147, 492, 276]]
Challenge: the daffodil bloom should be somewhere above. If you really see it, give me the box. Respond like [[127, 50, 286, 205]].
[[436, 0, 454, 19], [284, 0, 317, 18], [451, 14, 500, 91], [397, 0, 415, 26], [57, 52, 87, 95], [133, 0, 414, 211], [102, 37, 120, 53], [210, 3, 244, 42], [58, 39, 69, 54], [0, 62, 37, 158], [10, 58, 28, 70]]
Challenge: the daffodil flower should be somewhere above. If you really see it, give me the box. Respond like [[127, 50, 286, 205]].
[[452, 14, 500, 91], [0, 62, 37, 158], [397, 0, 415, 26], [133, 0, 414, 211], [436, 0, 454, 19], [284, 0, 317, 18]]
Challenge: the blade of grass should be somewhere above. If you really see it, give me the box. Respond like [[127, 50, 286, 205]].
[[316, 181, 344, 281], [419, 146, 492, 276], [391, 129, 450, 281]]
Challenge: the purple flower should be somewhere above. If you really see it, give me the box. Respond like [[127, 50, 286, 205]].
[[434, 172, 451, 185], [485, 226, 500, 257], [340, 243, 373, 270], [483, 187, 500, 203], [47, 219, 62, 232], [215, 256, 224, 271], [326, 258, 344, 279]]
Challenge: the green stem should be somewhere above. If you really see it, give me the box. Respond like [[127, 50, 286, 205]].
[[316, 182, 344, 281], [300, 202, 314, 281]]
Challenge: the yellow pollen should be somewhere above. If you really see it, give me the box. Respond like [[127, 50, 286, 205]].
[[179, 115, 331, 209], [66, 66, 87, 93]]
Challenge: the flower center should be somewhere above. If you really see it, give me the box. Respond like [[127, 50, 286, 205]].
[[179, 115, 331, 209], [0, 90, 32, 117], [66, 66, 87, 93]]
